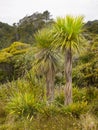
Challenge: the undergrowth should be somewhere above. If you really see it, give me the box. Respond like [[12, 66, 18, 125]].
[[0, 78, 98, 130]]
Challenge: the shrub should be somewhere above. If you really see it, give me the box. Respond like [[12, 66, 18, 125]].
[[55, 93, 64, 106], [6, 92, 44, 119], [0, 42, 32, 83], [85, 87, 98, 103], [60, 102, 89, 117], [55, 87, 87, 105], [73, 87, 86, 102], [41, 105, 59, 117]]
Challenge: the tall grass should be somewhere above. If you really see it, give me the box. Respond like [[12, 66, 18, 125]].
[[0, 77, 98, 130]]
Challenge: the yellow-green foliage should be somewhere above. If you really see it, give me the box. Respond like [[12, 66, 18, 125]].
[[0, 51, 12, 63], [3, 42, 30, 55], [0, 78, 98, 130], [0, 42, 30, 63]]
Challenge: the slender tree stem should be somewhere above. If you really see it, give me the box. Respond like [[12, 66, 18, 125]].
[[64, 47, 72, 105], [46, 66, 55, 103]]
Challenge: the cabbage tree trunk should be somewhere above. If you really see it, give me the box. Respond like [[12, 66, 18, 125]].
[[46, 66, 55, 103], [64, 48, 72, 105]]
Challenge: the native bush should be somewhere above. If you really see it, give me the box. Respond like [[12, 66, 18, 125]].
[[0, 42, 32, 82], [85, 87, 98, 102], [60, 101, 89, 117], [55, 93, 64, 106], [73, 87, 86, 102], [6, 92, 45, 119]]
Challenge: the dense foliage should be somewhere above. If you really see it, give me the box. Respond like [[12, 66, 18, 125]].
[[0, 42, 32, 82], [0, 22, 14, 49], [0, 11, 53, 49]]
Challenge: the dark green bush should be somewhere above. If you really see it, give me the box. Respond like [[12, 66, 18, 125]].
[[73, 87, 86, 102], [85, 87, 98, 102]]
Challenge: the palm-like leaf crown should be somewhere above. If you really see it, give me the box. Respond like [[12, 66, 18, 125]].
[[34, 28, 53, 48], [53, 15, 84, 52], [33, 28, 61, 73]]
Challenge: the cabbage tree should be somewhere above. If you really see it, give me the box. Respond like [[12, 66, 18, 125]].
[[53, 16, 84, 105], [34, 28, 61, 102]]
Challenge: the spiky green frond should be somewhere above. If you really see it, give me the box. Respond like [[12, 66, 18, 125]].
[[33, 28, 62, 74], [52, 15, 84, 52], [34, 28, 53, 48], [34, 49, 61, 73]]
